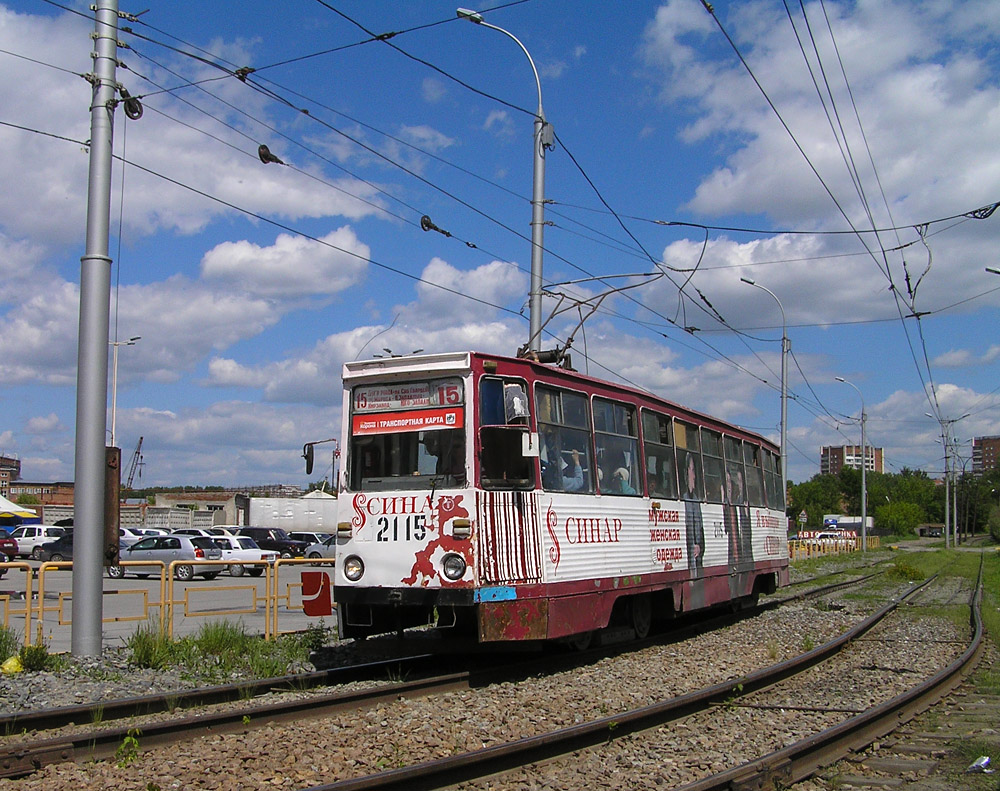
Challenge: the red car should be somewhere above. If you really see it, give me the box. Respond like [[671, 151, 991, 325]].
[[0, 535, 18, 578]]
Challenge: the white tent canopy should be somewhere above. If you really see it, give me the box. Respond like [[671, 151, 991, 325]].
[[0, 493, 37, 518]]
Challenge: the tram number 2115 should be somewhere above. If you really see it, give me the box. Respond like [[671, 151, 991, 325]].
[[376, 514, 428, 542]]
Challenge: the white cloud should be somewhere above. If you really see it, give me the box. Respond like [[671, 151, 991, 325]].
[[201, 228, 369, 298], [25, 413, 61, 434], [422, 78, 446, 103]]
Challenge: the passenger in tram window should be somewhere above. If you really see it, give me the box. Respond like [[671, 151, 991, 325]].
[[611, 467, 636, 494], [682, 453, 705, 574], [540, 429, 584, 492]]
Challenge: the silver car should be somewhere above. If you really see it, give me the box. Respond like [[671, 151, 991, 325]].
[[108, 535, 223, 580], [304, 535, 337, 565]]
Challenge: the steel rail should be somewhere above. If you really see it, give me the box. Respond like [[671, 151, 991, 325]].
[[298, 575, 936, 791], [0, 569, 878, 738], [0, 569, 890, 780], [672, 558, 985, 791]]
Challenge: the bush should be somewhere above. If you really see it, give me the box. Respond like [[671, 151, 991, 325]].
[[18, 641, 57, 672]]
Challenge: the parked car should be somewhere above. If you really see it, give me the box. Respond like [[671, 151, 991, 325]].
[[0, 534, 18, 561], [171, 528, 217, 539], [108, 535, 223, 580], [8, 525, 66, 559], [37, 533, 74, 563], [304, 535, 337, 565], [289, 531, 335, 546], [236, 527, 309, 558], [119, 527, 147, 547], [212, 536, 279, 577], [206, 526, 239, 537], [0, 534, 17, 577]]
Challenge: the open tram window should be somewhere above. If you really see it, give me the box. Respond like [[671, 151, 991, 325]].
[[536, 385, 594, 493], [675, 421, 704, 502], [479, 377, 534, 490], [642, 410, 677, 499], [594, 398, 639, 496]]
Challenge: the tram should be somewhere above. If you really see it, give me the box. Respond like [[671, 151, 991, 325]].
[[321, 350, 789, 645]]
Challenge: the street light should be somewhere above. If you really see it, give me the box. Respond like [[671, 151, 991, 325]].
[[458, 7, 552, 353], [925, 411, 970, 549], [109, 335, 140, 448], [740, 277, 788, 511], [836, 377, 867, 552]]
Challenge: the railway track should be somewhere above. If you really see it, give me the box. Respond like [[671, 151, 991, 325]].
[[0, 568, 880, 780]]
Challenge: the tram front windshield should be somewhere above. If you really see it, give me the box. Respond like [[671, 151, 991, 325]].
[[349, 427, 465, 491]]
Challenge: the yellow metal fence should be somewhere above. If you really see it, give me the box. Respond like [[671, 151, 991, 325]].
[[0, 558, 336, 648]]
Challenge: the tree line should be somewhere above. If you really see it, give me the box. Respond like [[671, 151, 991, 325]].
[[788, 466, 1000, 540]]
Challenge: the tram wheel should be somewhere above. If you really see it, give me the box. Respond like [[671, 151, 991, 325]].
[[629, 594, 652, 640]]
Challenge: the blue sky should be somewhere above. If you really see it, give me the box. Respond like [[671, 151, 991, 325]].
[[1, 0, 999, 488]]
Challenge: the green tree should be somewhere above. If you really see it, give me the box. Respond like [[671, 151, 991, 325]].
[[788, 474, 842, 530], [14, 494, 40, 505], [873, 501, 924, 535]]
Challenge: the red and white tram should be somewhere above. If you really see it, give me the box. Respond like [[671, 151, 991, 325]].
[[328, 351, 789, 645]]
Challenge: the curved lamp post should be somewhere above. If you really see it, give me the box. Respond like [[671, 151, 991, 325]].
[[836, 377, 867, 552], [109, 335, 140, 448], [458, 8, 551, 353], [740, 277, 788, 511]]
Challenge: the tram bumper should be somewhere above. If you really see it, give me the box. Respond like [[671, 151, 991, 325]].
[[334, 586, 476, 638]]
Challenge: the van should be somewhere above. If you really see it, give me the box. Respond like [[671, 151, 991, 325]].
[[8, 525, 67, 559]]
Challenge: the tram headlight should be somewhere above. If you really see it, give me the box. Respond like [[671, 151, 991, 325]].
[[343, 555, 365, 581], [441, 553, 466, 581]]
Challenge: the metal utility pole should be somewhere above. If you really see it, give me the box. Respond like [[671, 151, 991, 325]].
[[741, 278, 789, 512], [73, 0, 120, 656], [458, 8, 552, 353], [836, 377, 867, 552]]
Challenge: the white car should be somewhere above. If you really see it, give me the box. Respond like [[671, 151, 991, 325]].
[[211, 535, 279, 577], [119, 527, 148, 547], [9, 525, 67, 559]]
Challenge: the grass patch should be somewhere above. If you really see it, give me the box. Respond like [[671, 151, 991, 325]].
[[0, 624, 20, 661], [124, 618, 320, 684]]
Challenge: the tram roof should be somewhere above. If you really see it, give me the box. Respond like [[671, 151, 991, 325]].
[[342, 350, 777, 451]]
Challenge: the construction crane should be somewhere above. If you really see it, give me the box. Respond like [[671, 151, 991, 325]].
[[125, 436, 144, 490]]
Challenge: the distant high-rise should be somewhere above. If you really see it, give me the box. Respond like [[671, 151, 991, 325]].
[[972, 436, 1000, 476], [820, 445, 884, 476]]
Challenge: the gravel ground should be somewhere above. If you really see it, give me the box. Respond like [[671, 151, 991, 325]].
[[0, 574, 971, 791]]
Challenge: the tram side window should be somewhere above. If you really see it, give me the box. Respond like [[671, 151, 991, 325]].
[[701, 429, 725, 503], [536, 386, 594, 493], [642, 410, 677, 499], [479, 378, 534, 490], [743, 443, 766, 507], [724, 436, 747, 505], [675, 421, 704, 501], [763, 449, 783, 508], [594, 398, 640, 496]]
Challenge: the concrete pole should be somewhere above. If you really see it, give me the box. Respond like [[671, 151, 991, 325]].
[[72, 0, 119, 656]]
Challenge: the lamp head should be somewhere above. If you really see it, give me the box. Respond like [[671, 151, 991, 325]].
[[835, 376, 845, 383], [457, 7, 484, 23], [740, 276, 755, 285]]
